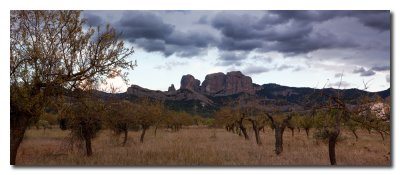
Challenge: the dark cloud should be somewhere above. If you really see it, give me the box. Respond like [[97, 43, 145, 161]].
[[118, 12, 174, 40], [83, 12, 103, 26], [218, 37, 263, 51], [82, 10, 389, 62], [242, 65, 270, 75], [355, 11, 390, 31], [135, 38, 167, 53], [265, 10, 390, 31], [212, 11, 361, 55], [361, 70, 376, 77], [197, 15, 208, 24], [353, 67, 366, 73], [165, 31, 216, 48], [108, 11, 216, 57], [216, 52, 248, 66], [277, 65, 292, 71], [371, 65, 390, 71], [353, 67, 376, 77], [250, 55, 272, 63]]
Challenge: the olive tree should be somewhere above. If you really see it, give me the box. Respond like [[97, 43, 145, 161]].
[[136, 98, 163, 143], [10, 10, 135, 164], [106, 100, 138, 146]]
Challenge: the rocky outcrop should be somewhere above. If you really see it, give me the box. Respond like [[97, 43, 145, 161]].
[[201, 71, 255, 96], [167, 84, 176, 94], [201, 72, 226, 95], [126, 84, 213, 105], [225, 71, 255, 95], [180, 74, 201, 92], [126, 85, 166, 99], [126, 71, 256, 106]]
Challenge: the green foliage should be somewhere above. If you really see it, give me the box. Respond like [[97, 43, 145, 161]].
[[313, 129, 345, 142]]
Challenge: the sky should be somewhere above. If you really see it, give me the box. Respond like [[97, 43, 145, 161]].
[[82, 10, 391, 92]]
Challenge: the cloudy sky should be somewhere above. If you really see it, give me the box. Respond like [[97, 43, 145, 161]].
[[82, 10, 390, 92]]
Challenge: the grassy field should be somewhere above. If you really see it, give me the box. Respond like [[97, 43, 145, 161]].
[[16, 126, 391, 166]]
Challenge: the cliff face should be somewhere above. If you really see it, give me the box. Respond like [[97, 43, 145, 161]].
[[200, 71, 255, 96], [225, 71, 255, 95], [201, 72, 226, 95], [180, 74, 201, 92]]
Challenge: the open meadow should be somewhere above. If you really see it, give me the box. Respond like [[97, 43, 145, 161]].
[[16, 126, 390, 166]]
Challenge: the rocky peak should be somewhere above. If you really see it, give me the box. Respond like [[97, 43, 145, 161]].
[[180, 74, 201, 92], [225, 71, 255, 95], [167, 84, 176, 94], [201, 72, 226, 95]]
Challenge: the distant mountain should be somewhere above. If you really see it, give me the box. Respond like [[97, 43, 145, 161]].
[[113, 71, 390, 117]]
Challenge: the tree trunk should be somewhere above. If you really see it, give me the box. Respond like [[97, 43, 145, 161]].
[[274, 126, 285, 155], [238, 119, 249, 140], [85, 137, 93, 156], [251, 121, 262, 145], [328, 130, 339, 165], [378, 131, 385, 141], [290, 127, 294, 137], [140, 125, 148, 143], [122, 128, 128, 146], [305, 128, 310, 138], [10, 112, 31, 165], [154, 126, 158, 136], [351, 130, 358, 141]]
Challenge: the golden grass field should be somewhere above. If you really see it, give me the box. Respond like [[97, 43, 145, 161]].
[[16, 126, 391, 166]]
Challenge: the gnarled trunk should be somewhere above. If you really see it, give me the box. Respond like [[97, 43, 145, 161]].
[[289, 127, 294, 137], [85, 136, 93, 156], [328, 130, 340, 165], [122, 128, 128, 146], [140, 125, 149, 143], [378, 131, 385, 141], [351, 130, 358, 141], [238, 119, 249, 140], [250, 120, 262, 145], [10, 113, 31, 165], [274, 126, 285, 155], [305, 128, 310, 138]]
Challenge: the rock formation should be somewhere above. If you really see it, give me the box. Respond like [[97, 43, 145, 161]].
[[167, 84, 176, 94], [201, 72, 226, 95], [126, 85, 166, 99], [180, 74, 201, 92], [201, 71, 255, 95], [225, 71, 255, 95]]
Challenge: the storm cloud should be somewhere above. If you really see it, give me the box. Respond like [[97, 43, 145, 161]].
[[80, 10, 390, 92], [353, 67, 376, 77], [82, 10, 390, 81], [243, 65, 270, 75]]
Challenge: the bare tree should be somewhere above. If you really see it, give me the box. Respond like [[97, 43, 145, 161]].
[[10, 10, 135, 164], [266, 113, 292, 155]]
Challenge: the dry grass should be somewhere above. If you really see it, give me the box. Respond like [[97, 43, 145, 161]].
[[16, 126, 391, 166]]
